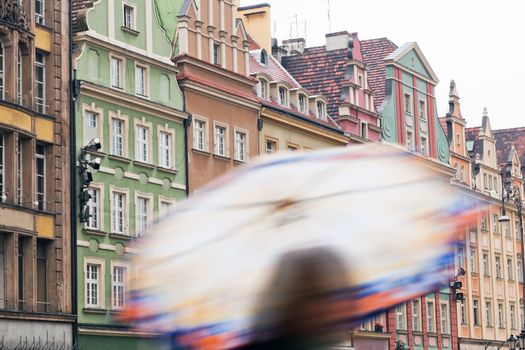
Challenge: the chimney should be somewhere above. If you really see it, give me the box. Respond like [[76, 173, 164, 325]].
[[272, 38, 288, 63], [282, 38, 306, 55], [238, 3, 272, 53], [326, 31, 352, 51]]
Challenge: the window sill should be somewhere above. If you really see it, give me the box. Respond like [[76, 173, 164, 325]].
[[36, 22, 52, 31], [109, 233, 132, 241], [136, 93, 150, 100], [83, 229, 106, 237], [121, 26, 140, 36], [213, 154, 231, 162], [109, 309, 125, 316], [83, 308, 107, 315], [133, 161, 155, 170], [192, 148, 211, 156], [157, 167, 178, 175], [234, 159, 247, 165], [108, 154, 132, 164]]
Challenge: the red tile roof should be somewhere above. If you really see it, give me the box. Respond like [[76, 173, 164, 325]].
[[493, 127, 525, 167], [281, 46, 350, 118], [360, 38, 398, 110]]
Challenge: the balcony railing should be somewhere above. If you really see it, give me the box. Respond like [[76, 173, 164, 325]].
[[0, 0, 31, 33]]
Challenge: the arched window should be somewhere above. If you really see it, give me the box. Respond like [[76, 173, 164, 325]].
[[278, 86, 288, 106], [454, 163, 458, 179], [316, 101, 325, 119], [460, 166, 465, 182], [260, 50, 268, 65]]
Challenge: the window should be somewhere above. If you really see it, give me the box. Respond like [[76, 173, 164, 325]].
[[419, 100, 426, 120], [461, 300, 467, 324], [498, 303, 504, 328], [260, 50, 268, 65], [395, 304, 407, 330], [441, 303, 449, 334], [427, 301, 435, 332], [406, 130, 414, 151], [86, 188, 100, 230], [17, 48, 22, 105], [159, 201, 173, 217], [457, 246, 465, 269], [456, 134, 460, 146], [84, 111, 100, 146], [17, 138, 22, 204], [111, 57, 123, 89], [412, 299, 421, 331], [36, 144, 46, 211], [0, 133, 3, 199], [35, 52, 46, 113], [135, 65, 147, 97], [112, 266, 127, 309], [460, 166, 465, 182], [110, 118, 124, 157], [358, 75, 363, 87], [495, 256, 502, 278], [135, 125, 149, 163], [489, 176, 493, 190], [193, 120, 206, 151], [123, 4, 135, 30], [481, 213, 488, 231], [420, 136, 428, 156], [516, 220, 522, 240], [287, 144, 298, 152], [213, 43, 221, 65], [485, 301, 492, 326], [493, 214, 498, 233], [0, 235, 5, 308], [214, 125, 226, 156], [35, 0, 45, 24], [299, 94, 307, 113], [470, 249, 477, 273], [404, 94, 412, 114], [361, 122, 368, 139], [483, 174, 488, 189], [159, 132, 172, 168], [136, 197, 149, 237], [518, 260, 523, 282], [36, 241, 48, 312], [234, 130, 247, 162], [86, 263, 100, 308], [483, 253, 489, 275], [266, 139, 277, 154], [511, 304, 516, 329], [316, 101, 325, 119], [112, 192, 126, 234], [508, 258, 514, 280], [473, 299, 480, 325], [257, 79, 268, 99], [0, 43, 4, 98], [278, 87, 288, 106], [505, 222, 510, 237]]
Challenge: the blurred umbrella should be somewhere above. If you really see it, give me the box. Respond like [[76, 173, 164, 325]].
[[122, 144, 477, 348]]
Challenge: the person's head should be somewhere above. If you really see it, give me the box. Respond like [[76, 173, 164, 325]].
[[254, 247, 351, 343]]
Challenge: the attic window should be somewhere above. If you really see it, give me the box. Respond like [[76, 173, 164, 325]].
[[298, 94, 307, 113], [260, 50, 268, 65], [278, 87, 288, 106], [257, 78, 268, 99], [316, 101, 326, 119]]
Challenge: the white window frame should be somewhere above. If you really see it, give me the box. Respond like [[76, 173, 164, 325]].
[[84, 257, 105, 309], [498, 302, 505, 328], [470, 248, 477, 273], [412, 299, 421, 331], [193, 117, 209, 152], [427, 300, 436, 333], [122, 2, 137, 31], [85, 184, 104, 231], [35, 143, 46, 211], [440, 302, 449, 334], [483, 253, 490, 275], [158, 196, 176, 219], [213, 122, 229, 157], [17, 48, 22, 105], [213, 43, 221, 65], [35, 51, 46, 114], [508, 258, 514, 280], [111, 261, 129, 310], [135, 63, 149, 97], [158, 124, 175, 169], [234, 128, 248, 162], [486, 300, 492, 326], [110, 55, 125, 89], [395, 304, 407, 331], [82, 103, 104, 149], [511, 304, 516, 329], [135, 192, 153, 238], [298, 93, 308, 114], [461, 299, 467, 325], [109, 110, 128, 158], [257, 78, 269, 100], [110, 186, 129, 235], [134, 118, 152, 164], [35, 0, 45, 25], [316, 100, 326, 120], [278, 86, 289, 106], [265, 137, 278, 154], [495, 255, 502, 278], [473, 299, 480, 325]]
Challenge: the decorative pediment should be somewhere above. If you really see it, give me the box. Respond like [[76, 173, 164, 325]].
[[384, 42, 438, 83]]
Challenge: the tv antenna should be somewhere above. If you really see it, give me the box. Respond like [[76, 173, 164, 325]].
[[327, 0, 332, 33]]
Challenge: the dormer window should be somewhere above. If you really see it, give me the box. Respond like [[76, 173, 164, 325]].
[[260, 50, 268, 65], [316, 101, 326, 119], [278, 87, 288, 106], [257, 79, 268, 99], [298, 94, 307, 113]]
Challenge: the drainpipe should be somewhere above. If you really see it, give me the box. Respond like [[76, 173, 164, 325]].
[[183, 113, 192, 197], [69, 0, 79, 346]]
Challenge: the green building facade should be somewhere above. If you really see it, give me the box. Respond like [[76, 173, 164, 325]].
[[72, 0, 186, 348]]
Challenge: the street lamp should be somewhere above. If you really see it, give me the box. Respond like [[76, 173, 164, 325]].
[[499, 165, 525, 339], [509, 334, 518, 350]]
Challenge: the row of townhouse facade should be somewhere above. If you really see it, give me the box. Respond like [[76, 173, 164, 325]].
[[1, 0, 524, 349]]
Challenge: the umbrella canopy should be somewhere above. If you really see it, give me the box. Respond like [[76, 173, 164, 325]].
[[123, 144, 477, 348]]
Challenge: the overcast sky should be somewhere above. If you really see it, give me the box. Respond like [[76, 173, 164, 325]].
[[239, 0, 525, 131]]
